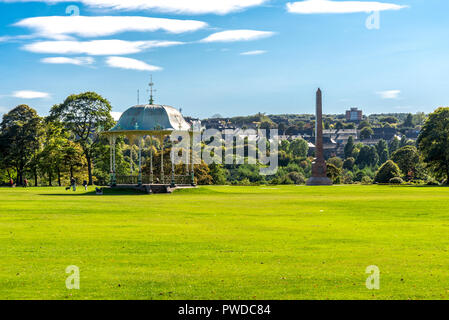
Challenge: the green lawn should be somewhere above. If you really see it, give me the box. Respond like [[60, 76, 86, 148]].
[[1, 185, 449, 300]]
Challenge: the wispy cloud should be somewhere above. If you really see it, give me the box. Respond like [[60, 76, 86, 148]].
[[201, 30, 275, 43], [240, 50, 267, 55], [23, 40, 183, 55], [377, 90, 401, 99], [41, 56, 95, 66], [287, 0, 408, 14], [14, 16, 208, 40], [12, 90, 50, 99], [106, 56, 162, 71], [1, 0, 267, 15]]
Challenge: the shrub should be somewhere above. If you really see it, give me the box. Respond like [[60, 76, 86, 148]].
[[361, 176, 372, 185], [389, 177, 404, 184], [287, 172, 306, 185], [374, 160, 402, 183], [343, 157, 355, 170]]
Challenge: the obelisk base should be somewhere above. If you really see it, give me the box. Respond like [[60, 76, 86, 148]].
[[306, 176, 333, 186], [306, 159, 333, 186]]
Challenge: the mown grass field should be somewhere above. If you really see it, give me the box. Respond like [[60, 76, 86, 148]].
[[1, 185, 449, 300]]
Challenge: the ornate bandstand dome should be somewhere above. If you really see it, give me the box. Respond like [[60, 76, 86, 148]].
[[108, 104, 191, 134]]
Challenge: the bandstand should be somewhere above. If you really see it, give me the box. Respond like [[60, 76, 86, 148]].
[[102, 103, 196, 193]]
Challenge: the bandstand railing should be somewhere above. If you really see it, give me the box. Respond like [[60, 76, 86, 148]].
[[115, 175, 192, 185]]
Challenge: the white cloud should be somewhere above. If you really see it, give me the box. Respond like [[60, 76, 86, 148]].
[[1, 0, 267, 15], [287, 0, 407, 14], [14, 16, 207, 40], [111, 111, 122, 121], [106, 56, 162, 71], [12, 90, 50, 99], [377, 90, 401, 99], [201, 30, 275, 43], [41, 56, 94, 65], [23, 39, 183, 55], [240, 50, 267, 55]]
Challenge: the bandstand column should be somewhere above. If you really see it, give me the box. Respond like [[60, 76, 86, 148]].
[[138, 136, 143, 185], [160, 134, 164, 184], [112, 135, 117, 186], [109, 135, 113, 186], [190, 125, 195, 186], [150, 136, 154, 184], [171, 146, 175, 188], [130, 139, 133, 175]]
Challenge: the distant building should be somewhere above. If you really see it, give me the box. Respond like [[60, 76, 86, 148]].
[[345, 107, 363, 122]]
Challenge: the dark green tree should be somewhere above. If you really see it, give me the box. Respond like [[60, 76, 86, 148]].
[[374, 160, 402, 183], [391, 146, 420, 180], [289, 138, 309, 158], [417, 107, 449, 183], [50, 92, 115, 185], [403, 113, 414, 128], [0, 105, 42, 185], [360, 127, 374, 139], [344, 136, 355, 159], [376, 139, 389, 164], [389, 136, 400, 154]]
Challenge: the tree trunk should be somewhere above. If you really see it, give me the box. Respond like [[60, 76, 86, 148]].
[[87, 155, 93, 185], [34, 168, 38, 187], [17, 170, 22, 186], [57, 167, 61, 186], [48, 171, 52, 186]]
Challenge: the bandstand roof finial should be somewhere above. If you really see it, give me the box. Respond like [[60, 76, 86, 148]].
[[148, 75, 156, 105]]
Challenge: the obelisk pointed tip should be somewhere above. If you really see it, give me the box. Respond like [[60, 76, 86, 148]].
[[317, 88, 321, 93]]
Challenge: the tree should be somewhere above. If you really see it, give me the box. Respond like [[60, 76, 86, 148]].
[[39, 121, 67, 186], [326, 163, 341, 184], [356, 145, 378, 168], [391, 146, 420, 180], [50, 92, 115, 185], [327, 157, 343, 169], [344, 136, 355, 159], [379, 116, 398, 124], [417, 107, 449, 183], [0, 105, 42, 185], [374, 160, 401, 183], [343, 157, 355, 171], [376, 139, 389, 164], [209, 163, 228, 185], [360, 127, 374, 139], [402, 113, 414, 128], [289, 138, 309, 158], [389, 136, 400, 154], [358, 120, 370, 130]]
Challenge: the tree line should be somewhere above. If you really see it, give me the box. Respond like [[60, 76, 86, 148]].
[[1, 90, 448, 187]]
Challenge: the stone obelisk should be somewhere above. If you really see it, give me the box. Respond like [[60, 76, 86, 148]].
[[307, 88, 333, 186]]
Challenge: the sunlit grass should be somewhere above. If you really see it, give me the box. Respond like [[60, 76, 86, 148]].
[[1, 185, 449, 300]]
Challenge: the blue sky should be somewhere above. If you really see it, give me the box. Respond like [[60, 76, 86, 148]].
[[0, 0, 448, 119]]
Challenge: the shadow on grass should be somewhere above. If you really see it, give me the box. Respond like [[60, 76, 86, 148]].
[[39, 188, 148, 196]]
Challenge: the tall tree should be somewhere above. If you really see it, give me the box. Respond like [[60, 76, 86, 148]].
[[391, 146, 420, 181], [344, 136, 355, 159], [417, 107, 449, 183], [50, 92, 114, 185], [0, 105, 42, 185], [376, 139, 389, 164], [289, 138, 309, 158]]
